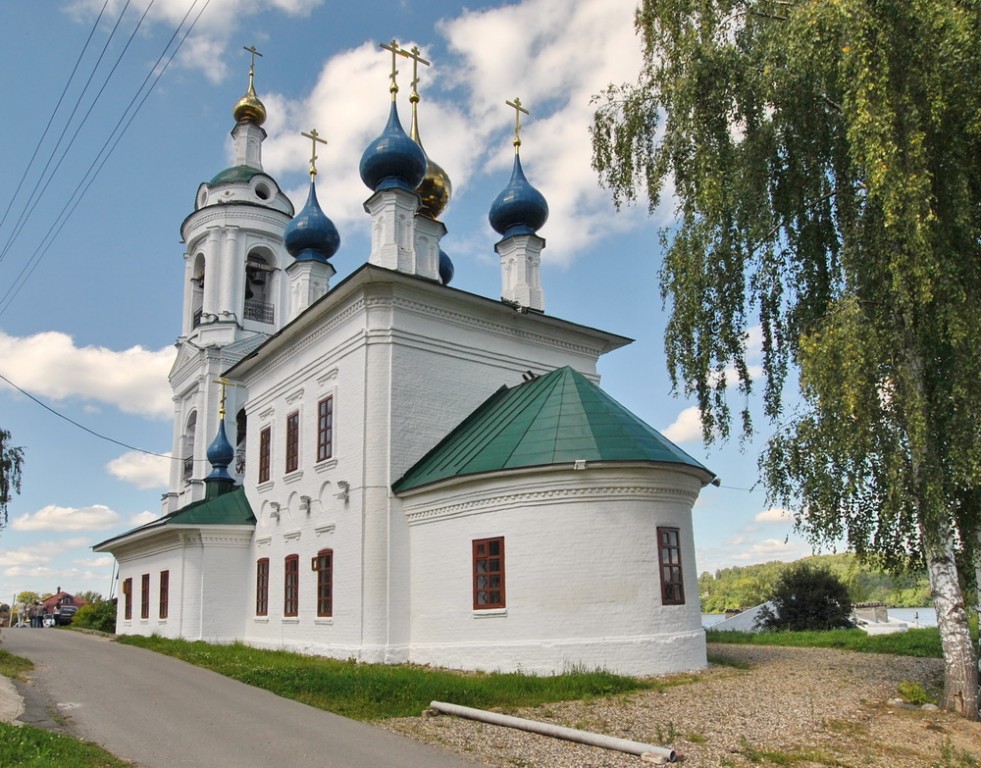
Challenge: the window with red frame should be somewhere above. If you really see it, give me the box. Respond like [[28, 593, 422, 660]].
[[140, 573, 150, 619], [256, 558, 269, 616], [317, 396, 333, 462], [473, 537, 505, 609], [258, 426, 271, 483], [657, 526, 685, 605], [122, 577, 132, 620], [284, 554, 299, 617], [159, 570, 169, 619], [285, 411, 299, 473], [314, 549, 333, 616]]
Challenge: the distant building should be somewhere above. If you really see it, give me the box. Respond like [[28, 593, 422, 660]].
[[95, 48, 714, 676]]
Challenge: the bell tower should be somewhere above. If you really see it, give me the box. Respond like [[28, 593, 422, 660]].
[[163, 47, 295, 514]]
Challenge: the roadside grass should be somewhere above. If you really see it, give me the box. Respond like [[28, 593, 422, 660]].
[[0, 649, 33, 679], [117, 635, 661, 720], [707, 625, 966, 658], [0, 722, 133, 768]]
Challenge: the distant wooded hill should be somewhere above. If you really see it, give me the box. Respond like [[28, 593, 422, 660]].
[[699, 553, 932, 613]]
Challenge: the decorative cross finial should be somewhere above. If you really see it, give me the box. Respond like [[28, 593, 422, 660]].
[[212, 377, 242, 420], [301, 128, 328, 179], [403, 45, 431, 104], [506, 98, 529, 154], [380, 39, 402, 98], [244, 44, 263, 78]]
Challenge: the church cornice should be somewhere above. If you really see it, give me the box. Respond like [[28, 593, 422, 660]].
[[181, 204, 293, 245]]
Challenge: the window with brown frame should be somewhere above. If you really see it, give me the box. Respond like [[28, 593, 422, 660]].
[[140, 573, 150, 619], [284, 554, 299, 617], [255, 558, 269, 616], [285, 411, 299, 473], [159, 570, 169, 619], [316, 396, 334, 462], [258, 426, 271, 483], [122, 577, 132, 620], [473, 537, 505, 609], [657, 526, 685, 605], [314, 548, 333, 617]]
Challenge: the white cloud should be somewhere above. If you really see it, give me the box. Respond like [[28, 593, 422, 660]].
[[755, 507, 794, 524], [0, 330, 174, 418], [731, 537, 810, 563], [129, 511, 160, 526], [12, 504, 121, 532], [662, 406, 703, 444], [107, 451, 171, 490], [0, 548, 50, 567], [75, 555, 116, 568]]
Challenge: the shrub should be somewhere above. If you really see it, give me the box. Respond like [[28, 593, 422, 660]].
[[755, 562, 854, 631], [71, 599, 116, 634]]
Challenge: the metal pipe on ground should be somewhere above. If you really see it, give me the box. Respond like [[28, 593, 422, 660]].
[[427, 700, 677, 763]]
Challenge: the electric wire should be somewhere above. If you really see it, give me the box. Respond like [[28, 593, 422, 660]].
[[0, 0, 212, 318]]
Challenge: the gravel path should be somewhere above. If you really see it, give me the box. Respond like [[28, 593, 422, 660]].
[[383, 644, 981, 767]]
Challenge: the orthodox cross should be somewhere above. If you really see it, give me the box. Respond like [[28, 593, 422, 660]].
[[243, 44, 263, 78], [403, 45, 431, 103], [301, 128, 328, 179], [506, 97, 529, 152], [212, 377, 242, 420], [380, 39, 403, 96]]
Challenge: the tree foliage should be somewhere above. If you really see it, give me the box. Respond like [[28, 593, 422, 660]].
[[72, 599, 117, 634], [0, 428, 25, 530], [755, 562, 854, 631], [593, 0, 980, 716]]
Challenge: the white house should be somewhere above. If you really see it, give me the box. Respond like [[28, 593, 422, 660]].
[[95, 48, 714, 677]]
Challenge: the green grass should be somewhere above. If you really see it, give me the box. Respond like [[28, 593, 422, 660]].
[[0, 722, 133, 768], [117, 636, 658, 720], [0, 649, 34, 679], [706, 625, 961, 657]]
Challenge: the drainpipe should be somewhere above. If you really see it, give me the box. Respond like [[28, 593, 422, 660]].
[[428, 701, 677, 763]]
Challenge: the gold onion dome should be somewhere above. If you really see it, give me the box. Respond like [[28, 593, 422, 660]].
[[410, 103, 452, 220], [233, 75, 266, 125]]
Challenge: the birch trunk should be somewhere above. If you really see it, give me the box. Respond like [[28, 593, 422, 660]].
[[924, 527, 979, 719]]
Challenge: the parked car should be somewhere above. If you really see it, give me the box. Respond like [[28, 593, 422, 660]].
[[55, 605, 78, 625], [42, 614, 56, 628]]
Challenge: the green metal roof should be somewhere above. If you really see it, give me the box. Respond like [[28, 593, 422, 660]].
[[393, 366, 712, 493], [93, 486, 254, 551], [209, 165, 263, 185]]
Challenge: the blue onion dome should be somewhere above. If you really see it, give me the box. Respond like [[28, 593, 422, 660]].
[[206, 420, 235, 481], [360, 102, 427, 193], [438, 249, 454, 286], [284, 180, 340, 262], [488, 154, 549, 238]]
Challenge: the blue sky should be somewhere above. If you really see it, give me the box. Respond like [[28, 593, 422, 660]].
[[0, 0, 817, 604]]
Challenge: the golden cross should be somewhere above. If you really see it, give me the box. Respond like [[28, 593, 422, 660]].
[[379, 39, 402, 97], [506, 98, 530, 152], [243, 44, 263, 77], [212, 377, 243, 420], [403, 45, 431, 103], [301, 128, 328, 178]]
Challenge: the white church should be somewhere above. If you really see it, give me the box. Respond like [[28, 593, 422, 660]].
[[95, 44, 715, 676]]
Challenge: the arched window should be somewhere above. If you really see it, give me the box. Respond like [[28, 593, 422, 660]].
[[244, 251, 275, 324], [182, 411, 197, 482], [235, 408, 247, 476], [190, 253, 206, 328]]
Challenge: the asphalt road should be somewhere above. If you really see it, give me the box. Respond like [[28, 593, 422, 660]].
[[4, 629, 483, 768]]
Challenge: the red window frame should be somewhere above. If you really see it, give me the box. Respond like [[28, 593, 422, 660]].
[[140, 573, 150, 619], [284, 554, 299, 617], [285, 411, 299, 473], [256, 558, 269, 616], [122, 577, 132, 620], [314, 549, 333, 617], [258, 426, 271, 483], [473, 537, 505, 609], [159, 570, 169, 619], [317, 396, 334, 462], [657, 526, 685, 605]]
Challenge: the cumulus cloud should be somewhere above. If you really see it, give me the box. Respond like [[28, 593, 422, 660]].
[[107, 451, 172, 490], [75, 555, 116, 568], [12, 504, 121, 532], [755, 507, 794, 524], [130, 511, 161, 526], [662, 406, 703, 444], [0, 330, 174, 419], [0, 548, 50, 567], [731, 538, 810, 562]]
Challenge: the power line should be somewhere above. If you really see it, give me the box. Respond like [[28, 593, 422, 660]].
[[0, 371, 174, 461]]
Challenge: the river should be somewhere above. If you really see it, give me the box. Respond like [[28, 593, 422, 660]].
[[702, 606, 938, 629]]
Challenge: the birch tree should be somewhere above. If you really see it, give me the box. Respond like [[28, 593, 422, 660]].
[[1, 428, 24, 531], [592, 0, 980, 717]]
